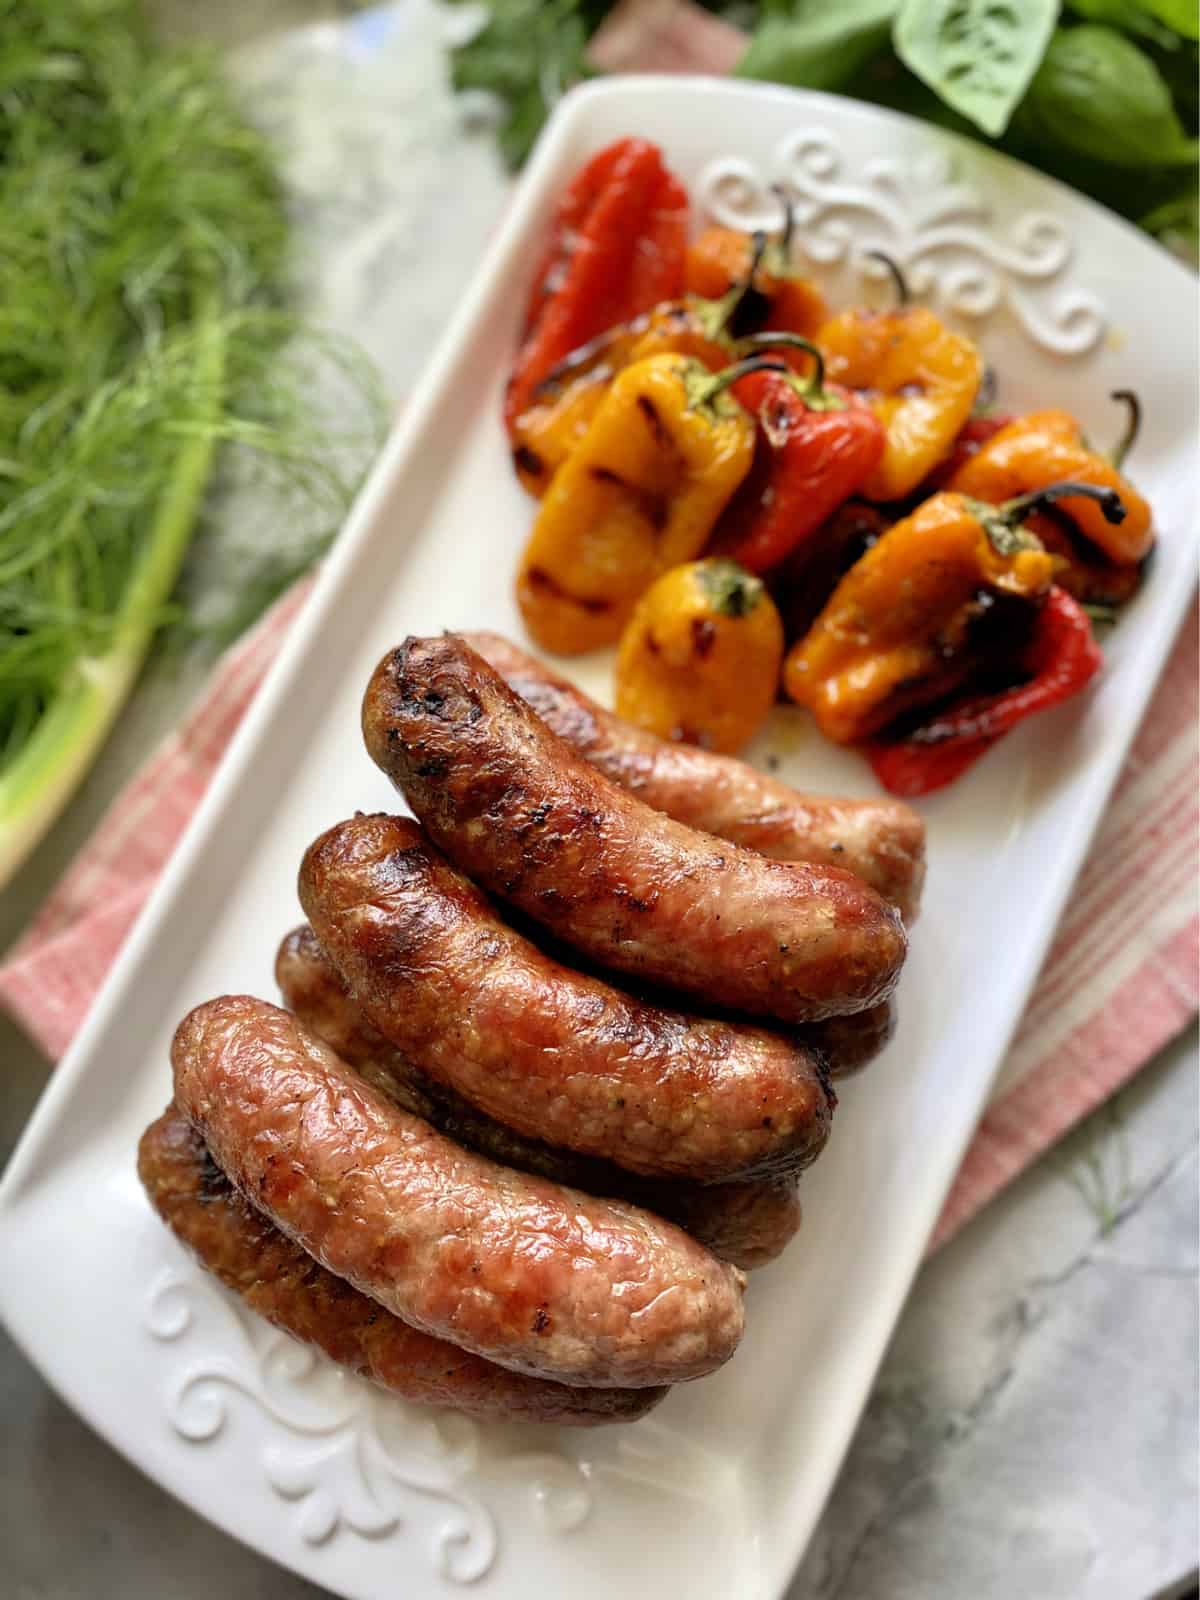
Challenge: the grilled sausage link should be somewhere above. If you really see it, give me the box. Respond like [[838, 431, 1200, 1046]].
[[362, 634, 906, 1022], [299, 815, 832, 1182], [172, 996, 745, 1387], [276, 923, 802, 1268], [466, 631, 925, 922], [139, 1105, 667, 1425]]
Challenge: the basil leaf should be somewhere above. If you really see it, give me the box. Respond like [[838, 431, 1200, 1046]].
[[1140, 0, 1200, 38], [893, 0, 1061, 137], [1066, 0, 1181, 48], [1020, 24, 1199, 165], [1141, 184, 1200, 258], [736, 0, 899, 91]]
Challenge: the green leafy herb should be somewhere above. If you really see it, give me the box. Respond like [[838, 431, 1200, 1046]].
[[735, 0, 898, 91], [1066, 0, 1182, 49], [448, 0, 601, 169], [1017, 23, 1198, 164], [1140, 0, 1200, 38], [893, 0, 1061, 137], [0, 0, 385, 887]]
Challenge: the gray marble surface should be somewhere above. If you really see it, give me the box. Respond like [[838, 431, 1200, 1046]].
[[1, 5, 1196, 1597]]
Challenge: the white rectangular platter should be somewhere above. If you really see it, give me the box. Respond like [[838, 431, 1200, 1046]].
[[1, 77, 1195, 1600]]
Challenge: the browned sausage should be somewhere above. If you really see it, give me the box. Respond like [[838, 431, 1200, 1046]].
[[139, 1105, 667, 1425], [172, 996, 745, 1387], [276, 923, 802, 1268], [362, 634, 906, 1022], [299, 815, 832, 1182], [465, 631, 925, 922], [814, 1000, 898, 1079]]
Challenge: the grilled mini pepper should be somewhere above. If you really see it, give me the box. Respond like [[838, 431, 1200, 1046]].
[[867, 586, 1104, 796], [615, 558, 785, 753], [947, 394, 1152, 567], [817, 253, 983, 502], [780, 488, 1118, 744], [510, 238, 770, 498], [708, 333, 885, 574], [516, 353, 773, 656], [505, 138, 688, 436], [685, 187, 827, 346]]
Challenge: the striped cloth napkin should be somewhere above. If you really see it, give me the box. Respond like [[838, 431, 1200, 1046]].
[[0, 568, 1194, 1249]]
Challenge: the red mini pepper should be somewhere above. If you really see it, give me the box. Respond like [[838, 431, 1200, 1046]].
[[506, 139, 688, 435], [708, 333, 885, 575], [867, 584, 1105, 796]]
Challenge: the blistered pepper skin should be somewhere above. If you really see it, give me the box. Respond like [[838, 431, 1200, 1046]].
[[614, 559, 785, 754], [948, 409, 1153, 566], [516, 353, 756, 655], [784, 492, 1058, 744], [817, 306, 983, 501]]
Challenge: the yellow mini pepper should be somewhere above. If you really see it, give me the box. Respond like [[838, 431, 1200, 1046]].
[[615, 558, 785, 753], [516, 352, 769, 655], [947, 403, 1153, 567], [817, 255, 982, 502], [509, 238, 778, 500], [784, 490, 1060, 744]]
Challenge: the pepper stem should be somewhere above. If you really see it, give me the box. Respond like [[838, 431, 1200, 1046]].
[[770, 182, 795, 260], [999, 482, 1127, 527], [864, 249, 910, 307], [699, 230, 769, 341], [685, 355, 788, 411], [1109, 389, 1141, 468], [697, 558, 763, 618], [740, 332, 845, 412]]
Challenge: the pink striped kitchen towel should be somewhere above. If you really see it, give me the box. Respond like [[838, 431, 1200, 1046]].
[[0, 568, 1194, 1249]]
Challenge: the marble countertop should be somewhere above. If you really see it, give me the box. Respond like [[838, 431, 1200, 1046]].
[[1, 5, 1196, 1596]]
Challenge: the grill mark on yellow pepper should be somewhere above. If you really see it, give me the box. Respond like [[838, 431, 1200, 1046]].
[[516, 353, 760, 656], [783, 491, 1058, 744], [615, 559, 785, 753]]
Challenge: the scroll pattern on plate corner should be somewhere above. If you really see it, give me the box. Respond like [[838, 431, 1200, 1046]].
[[695, 129, 1107, 357], [145, 1267, 593, 1583]]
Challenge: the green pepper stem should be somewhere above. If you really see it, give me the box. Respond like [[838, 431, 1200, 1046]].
[[742, 332, 826, 393], [700, 230, 769, 341], [1109, 389, 1141, 468], [863, 248, 910, 307], [1000, 481, 1127, 526], [688, 354, 788, 409], [697, 557, 763, 618], [769, 182, 795, 260]]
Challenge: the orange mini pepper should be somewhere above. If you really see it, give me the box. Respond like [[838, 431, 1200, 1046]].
[[947, 395, 1153, 567], [783, 490, 1066, 744], [685, 189, 827, 347], [817, 254, 983, 502], [516, 353, 768, 656]]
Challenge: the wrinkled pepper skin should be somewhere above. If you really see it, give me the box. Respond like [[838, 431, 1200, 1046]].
[[867, 587, 1103, 795], [517, 354, 756, 655], [947, 410, 1153, 566], [614, 559, 785, 753], [505, 139, 688, 437], [783, 492, 1058, 744], [817, 305, 983, 501], [511, 303, 735, 498], [709, 367, 885, 574], [685, 226, 827, 346]]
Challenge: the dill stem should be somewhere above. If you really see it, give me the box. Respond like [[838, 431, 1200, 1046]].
[[0, 299, 226, 890]]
